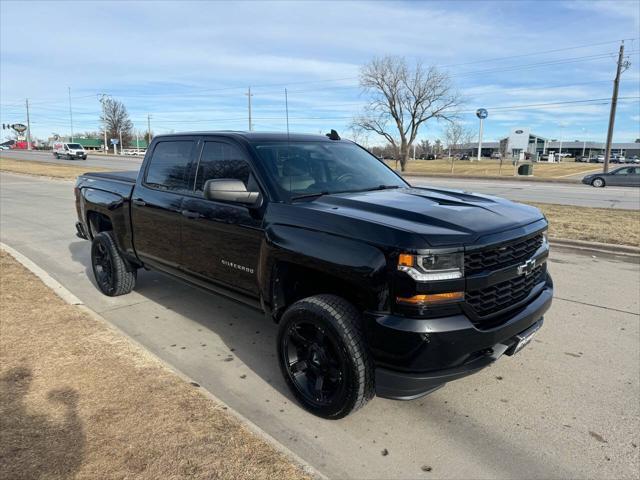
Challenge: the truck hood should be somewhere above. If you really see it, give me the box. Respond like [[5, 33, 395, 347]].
[[269, 186, 545, 249]]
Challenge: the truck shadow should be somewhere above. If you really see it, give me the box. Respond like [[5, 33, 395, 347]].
[[68, 239, 292, 399]]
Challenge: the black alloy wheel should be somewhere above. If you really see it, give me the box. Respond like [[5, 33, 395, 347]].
[[92, 240, 114, 294], [277, 294, 374, 419], [282, 318, 347, 409], [90, 231, 136, 296]]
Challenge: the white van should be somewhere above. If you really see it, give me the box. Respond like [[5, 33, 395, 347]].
[[52, 142, 87, 160]]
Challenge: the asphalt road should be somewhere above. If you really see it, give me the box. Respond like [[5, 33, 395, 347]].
[[1, 171, 639, 479], [3, 149, 639, 210]]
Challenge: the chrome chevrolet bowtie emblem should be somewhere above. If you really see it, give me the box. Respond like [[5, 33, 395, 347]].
[[517, 258, 537, 276]]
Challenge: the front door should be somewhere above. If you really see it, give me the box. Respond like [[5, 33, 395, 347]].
[[180, 140, 263, 294], [131, 138, 197, 270]]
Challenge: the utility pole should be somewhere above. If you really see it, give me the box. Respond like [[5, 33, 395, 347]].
[[245, 87, 253, 131], [147, 114, 152, 145], [25, 98, 32, 150], [68, 86, 74, 142], [98, 94, 108, 154], [604, 41, 626, 173]]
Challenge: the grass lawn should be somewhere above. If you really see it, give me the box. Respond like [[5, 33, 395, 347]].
[[0, 250, 311, 480], [528, 202, 640, 247], [386, 159, 601, 179], [0, 157, 108, 180]]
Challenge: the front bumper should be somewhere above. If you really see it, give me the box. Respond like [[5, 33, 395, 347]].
[[368, 282, 553, 400]]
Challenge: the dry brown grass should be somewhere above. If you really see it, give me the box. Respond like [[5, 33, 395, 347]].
[[386, 159, 601, 179], [0, 251, 311, 480], [528, 202, 640, 246], [0, 157, 107, 180]]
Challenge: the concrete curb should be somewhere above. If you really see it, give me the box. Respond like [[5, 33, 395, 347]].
[[549, 237, 640, 258], [0, 242, 327, 480]]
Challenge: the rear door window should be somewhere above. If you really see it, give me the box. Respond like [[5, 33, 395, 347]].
[[145, 140, 195, 192]]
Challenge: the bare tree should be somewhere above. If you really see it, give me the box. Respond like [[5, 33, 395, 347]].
[[99, 97, 133, 146], [353, 56, 462, 171], [444, 122, 473, 173]]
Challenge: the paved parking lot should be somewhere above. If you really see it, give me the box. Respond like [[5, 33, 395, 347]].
[[1, 172, 639, 479]]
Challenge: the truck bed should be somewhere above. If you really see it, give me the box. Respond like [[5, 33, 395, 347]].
[[82, 170, 138, 183]]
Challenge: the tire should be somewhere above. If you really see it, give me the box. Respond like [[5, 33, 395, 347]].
[[66, 154, 72, 160], [277, 294, 374, 419], [54, 153, 59, 159], [591, 177, 605, 188], [90, 231, 136, 296]]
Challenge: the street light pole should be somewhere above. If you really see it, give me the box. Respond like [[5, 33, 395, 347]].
[[245, 87, 253, 131], [68, 86, 74, 142], [25, 98, 32, 150]]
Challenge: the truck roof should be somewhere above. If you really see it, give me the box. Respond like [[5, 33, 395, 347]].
[[151, 131, 346, 143]]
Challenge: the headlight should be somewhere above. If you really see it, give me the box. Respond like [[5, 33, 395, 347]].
[[397, 252, 464, 281]]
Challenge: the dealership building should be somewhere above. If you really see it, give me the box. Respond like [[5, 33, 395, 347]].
[[462, 128, 640, 159]]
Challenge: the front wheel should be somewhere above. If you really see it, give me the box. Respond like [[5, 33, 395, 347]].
[[54, 153, 60, 159], [277, 294, 374, 419], [91, 231, 136, 296], [591, 177, 605, 188]]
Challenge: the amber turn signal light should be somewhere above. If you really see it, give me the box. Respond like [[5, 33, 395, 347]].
[[396, 291, 464, 305], [398, 254, 414, 267]]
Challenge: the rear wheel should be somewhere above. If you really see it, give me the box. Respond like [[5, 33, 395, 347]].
[[277, 294, 374, 419], [54, 153, 59, 159], [591, 177, 605, 188], [91, 231, 136, 296]]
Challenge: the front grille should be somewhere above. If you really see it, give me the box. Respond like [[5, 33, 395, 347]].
[[466, 265, 544, 318], [465, 233, 543, 275]]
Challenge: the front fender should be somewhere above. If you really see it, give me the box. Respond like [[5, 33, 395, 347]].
[[261, 224, 390, 315]]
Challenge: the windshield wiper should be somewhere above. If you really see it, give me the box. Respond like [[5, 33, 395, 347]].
[[290, 191, 330, 201], [290, 185, 402, 202]]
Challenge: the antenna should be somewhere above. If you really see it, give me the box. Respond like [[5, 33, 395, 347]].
[[285, 88, 290, 137]]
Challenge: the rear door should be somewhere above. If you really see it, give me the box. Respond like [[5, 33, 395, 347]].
[[131, 137, 197, 270], [180, 139, 264, 294], [609, 167, 634, 186]]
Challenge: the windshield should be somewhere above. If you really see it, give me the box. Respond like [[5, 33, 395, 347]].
[[253, 141, 407, 200], [67, 143, 83, 149]]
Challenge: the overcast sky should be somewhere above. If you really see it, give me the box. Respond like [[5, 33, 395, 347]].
[[1, 0, 639, 144]]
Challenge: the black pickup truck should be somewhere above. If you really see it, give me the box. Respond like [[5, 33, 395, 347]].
[[75, 131, 552, 419]]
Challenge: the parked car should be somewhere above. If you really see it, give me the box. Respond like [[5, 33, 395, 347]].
[[575, 155, 591, 163], [491, 152, 502, 159], [610, 155, 626, 164], [595, 154, 606, 163], [629, 155, 640, 164], [74, 131, 553, 419], [0, 145, 10, 150], [52, 142, 87, 160], [582, 166, 640, 187]]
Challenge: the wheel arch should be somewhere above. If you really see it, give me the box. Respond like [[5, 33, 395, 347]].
[[263, 225, 390, 322]]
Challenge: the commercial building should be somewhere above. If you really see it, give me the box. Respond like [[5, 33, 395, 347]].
[[460, 127, 640, 159]]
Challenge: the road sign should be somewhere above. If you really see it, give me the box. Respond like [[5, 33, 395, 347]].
[[110, 138, 119, 145], [476, 108, 488, 119]]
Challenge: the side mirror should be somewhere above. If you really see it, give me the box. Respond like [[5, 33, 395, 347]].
[[204, 179, 261, 206]]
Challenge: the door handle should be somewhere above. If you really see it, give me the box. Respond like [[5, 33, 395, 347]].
[[132, 198, 146, 207], [181, 210, 201, 219]]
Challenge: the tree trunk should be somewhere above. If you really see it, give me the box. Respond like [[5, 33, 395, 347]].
[[399, 141, 410, 171]]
